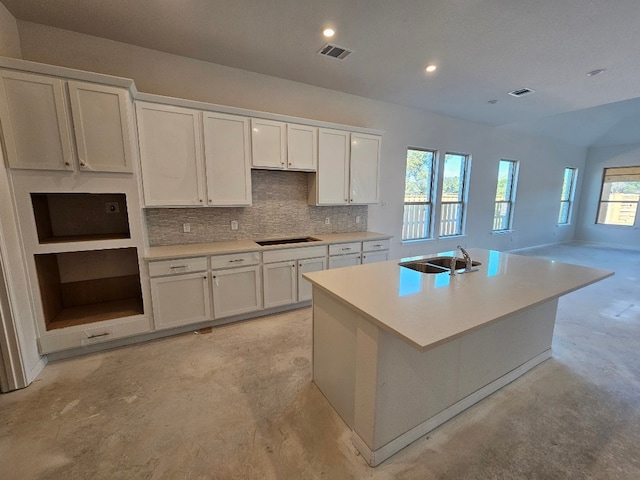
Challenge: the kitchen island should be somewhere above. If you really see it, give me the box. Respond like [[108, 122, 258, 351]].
[[303, 248, 613, 466]]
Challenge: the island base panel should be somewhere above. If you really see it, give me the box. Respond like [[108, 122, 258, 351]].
[[311, 286, 559, 466]]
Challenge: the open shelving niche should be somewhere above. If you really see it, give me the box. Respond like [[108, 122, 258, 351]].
[[30, 192, 143, 330]]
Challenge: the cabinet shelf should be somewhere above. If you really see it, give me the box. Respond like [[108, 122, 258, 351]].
[[35, 248, 143, 331], [31, 193, 130, 244], [46, 298, 144, 330]]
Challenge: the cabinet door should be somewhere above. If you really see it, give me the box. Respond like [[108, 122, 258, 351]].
[[136, 102, 204, 206], [211, 265, 262, 319], [362, 251, 388, 264], [298, 257, 326, 302], [250, 118, 286, 169], [350, 133, 380, 204], [150, 272, 211, 330], [68, 81, 133, 173], [329, 253, 361, 269], [287, 124, 317, 171], [0, 70, 74, 171], [203, 112, 252, 206], [263, 261, 296, 308], [317, 128, 350, 205]]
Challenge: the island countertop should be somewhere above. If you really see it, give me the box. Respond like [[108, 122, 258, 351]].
[[303, 248, 613, 350]]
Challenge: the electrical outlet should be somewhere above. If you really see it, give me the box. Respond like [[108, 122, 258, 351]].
[[183, 223, 191, 233], [324, 217, 330, 225], [231, 220, 238, 230], [105, 202, 120, 214], [356, 215, 361, 224]]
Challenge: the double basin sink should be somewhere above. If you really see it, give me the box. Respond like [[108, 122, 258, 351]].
[[399, 256, 481, 274]]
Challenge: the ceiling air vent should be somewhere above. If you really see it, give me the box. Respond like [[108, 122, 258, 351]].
[[318, 43, 352, 60], [508, 87, 536, 97]]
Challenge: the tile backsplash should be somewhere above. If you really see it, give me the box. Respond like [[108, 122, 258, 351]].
[[145, 170, 368, 246]]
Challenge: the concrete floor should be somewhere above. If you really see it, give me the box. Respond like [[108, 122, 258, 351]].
[[1, 243, 639, 479]]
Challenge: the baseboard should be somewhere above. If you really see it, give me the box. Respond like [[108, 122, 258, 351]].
[[352, 349, 552, 467]]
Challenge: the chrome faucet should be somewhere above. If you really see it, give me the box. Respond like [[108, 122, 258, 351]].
[[457, 245, 473, 271], [450, 246, 476, 275]]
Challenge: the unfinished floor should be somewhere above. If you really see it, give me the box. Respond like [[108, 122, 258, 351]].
[[1, 243, 639, 479]]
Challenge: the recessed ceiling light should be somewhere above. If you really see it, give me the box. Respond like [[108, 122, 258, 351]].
[[323, 28, 335, 38], [586, 68, 606, 77], [425, 64, 437, 73]]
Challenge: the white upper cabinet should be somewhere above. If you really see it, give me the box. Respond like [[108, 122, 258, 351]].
[[0, 70, 134, 172], [251, 120, 317, 172], [309, 129, 381, 206], [68, 81, 133, 172], [251, 118, 287, 169], [136, 102, 252, 207], [350, 133, 381, 204], [287, 124, 317, 171], [136, 102, 204, 206], [314, 128, 351, 205], [0, 70, 74, 171], [203, 112, 252, 206]]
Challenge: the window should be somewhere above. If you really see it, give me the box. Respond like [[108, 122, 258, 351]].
[[558, 167, 577, 224], [402, 148, 436, 240], [596, 166, 640, 226], [440, 152, 470, 237], [493, 160, 518, 231]]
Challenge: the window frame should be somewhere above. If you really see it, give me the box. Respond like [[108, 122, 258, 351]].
[[439, 152, 470, 238], [402, 147, 437, 242], [492, 159, 519, 232], [596, 166, 640, 227], [558, 167, 578, 225]]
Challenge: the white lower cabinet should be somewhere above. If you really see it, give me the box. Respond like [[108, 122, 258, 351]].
[[362, 251, 388, 264], [263, 245, 328, 307], [362, 239, 391, 264], [329, 242, 362, 269], [211, 264, 262, 319], [298, 257, 327, 302], [263, 261, 297, 308], [150, 272, 211, 330]]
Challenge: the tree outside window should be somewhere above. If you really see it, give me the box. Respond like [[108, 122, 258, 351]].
[[402, 148, 435, 240]]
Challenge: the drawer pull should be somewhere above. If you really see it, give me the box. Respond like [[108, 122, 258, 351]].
[[373, 244, 383, 248], [170, 265, 188, 270], [87, 332, 110, 339], [229, 258, 245, 263], [341, 247, 352, 251]]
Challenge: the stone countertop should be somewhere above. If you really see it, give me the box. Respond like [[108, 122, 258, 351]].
[[303, 248, 613, 350], [145, 231, 392, 261]]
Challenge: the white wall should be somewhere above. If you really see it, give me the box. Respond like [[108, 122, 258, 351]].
[[0, 2, 20, 58], [575, 144, 640, 249], [16, 21, 587, 259]]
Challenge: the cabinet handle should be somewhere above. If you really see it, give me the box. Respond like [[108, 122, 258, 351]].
[[80, 162, 86, 167], [64, 162, 71, 166], [170, 265, 188, 270], [373, 244, 383, 248], [87, 332, 110, 339], [229, 258, 245, 263], [341, 247, 352, 251], [199, 199, 203, 203]]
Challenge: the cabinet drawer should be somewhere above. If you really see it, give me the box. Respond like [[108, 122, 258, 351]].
[[329, 242, 361, 256], [148, 257, 208, 277], [263, 245, 327, 264], [362, 239, 390, 252], [210, 251, 260, 269], [38, 315, 151, 354]]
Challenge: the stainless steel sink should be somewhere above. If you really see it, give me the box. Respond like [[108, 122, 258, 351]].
[[399, 256, 482, 274], [256, 236, 321, 246]]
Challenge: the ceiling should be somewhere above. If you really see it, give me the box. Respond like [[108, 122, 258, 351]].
[[4, 0, 640, 148]]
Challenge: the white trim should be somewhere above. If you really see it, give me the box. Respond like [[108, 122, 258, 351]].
[[352, 349, 552, 467]]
